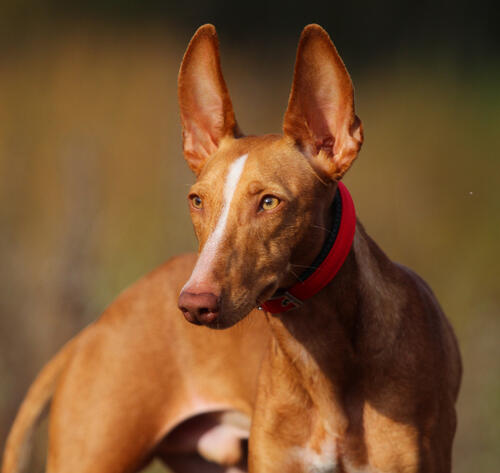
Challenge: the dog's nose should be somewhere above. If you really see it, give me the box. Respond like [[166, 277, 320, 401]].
[[178, 291, 220, 325]]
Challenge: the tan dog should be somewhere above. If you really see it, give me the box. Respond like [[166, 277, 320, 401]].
[[2, 24, 461, 473]]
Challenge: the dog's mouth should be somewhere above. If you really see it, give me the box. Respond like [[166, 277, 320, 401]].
[[195, 281, 279, 329], [179, 263, 284, 329]]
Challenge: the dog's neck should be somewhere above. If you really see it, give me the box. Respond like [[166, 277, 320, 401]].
[[264, 224, 402, 432]]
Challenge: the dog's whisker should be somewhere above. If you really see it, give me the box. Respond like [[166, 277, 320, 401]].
[[311, 224, 336, 235], [290, 263, 317, 270], [288, 267, 302, 282]]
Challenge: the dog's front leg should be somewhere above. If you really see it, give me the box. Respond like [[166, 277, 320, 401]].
[[248, 344, 339, 473]]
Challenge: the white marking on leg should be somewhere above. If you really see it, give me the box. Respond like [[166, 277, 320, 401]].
[[184, 154, 248, 289], [290, 438, 338, 473]]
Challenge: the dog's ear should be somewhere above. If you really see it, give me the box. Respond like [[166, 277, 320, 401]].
[[178, 24, 241, 175], [283, 24, 363, 180]]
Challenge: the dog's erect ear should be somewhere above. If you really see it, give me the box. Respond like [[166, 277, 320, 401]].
[[178, 24, 241, 175], [283, 24, 363, 180]]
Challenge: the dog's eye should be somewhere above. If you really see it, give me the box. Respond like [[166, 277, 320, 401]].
[[260, 195, 280, 211], [190, 195, 203, 209]]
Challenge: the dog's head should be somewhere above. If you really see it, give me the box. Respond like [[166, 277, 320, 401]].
[[177, 24, 362, 328]]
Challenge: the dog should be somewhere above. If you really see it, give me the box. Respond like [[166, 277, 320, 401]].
[[2, 24, 461, 473]]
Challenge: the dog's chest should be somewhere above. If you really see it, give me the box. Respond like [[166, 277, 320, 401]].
[[290, 437, 375, 473], [291, 436, 338, 473]]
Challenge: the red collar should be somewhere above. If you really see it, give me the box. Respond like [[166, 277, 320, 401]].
[[261, 182, 356, 313]]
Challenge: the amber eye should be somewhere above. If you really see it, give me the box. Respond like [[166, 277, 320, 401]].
[[259, 195, 280, 211], [190, 195, 203, 209]]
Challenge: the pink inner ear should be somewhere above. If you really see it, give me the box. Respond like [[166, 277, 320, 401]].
[[305, 60, 353, 156], [283, 25, 362, 178], [315, 136, 334, 156], [187, 85, 225, 157], [178, 25, 238, 174]]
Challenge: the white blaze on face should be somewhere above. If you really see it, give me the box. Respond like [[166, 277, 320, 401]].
[[184, 154, 248, 290]]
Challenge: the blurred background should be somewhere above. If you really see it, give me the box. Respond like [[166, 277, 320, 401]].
[[0, 1, 499, 471]]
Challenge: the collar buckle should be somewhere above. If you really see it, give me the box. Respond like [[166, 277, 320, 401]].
[[274, 291, 303, 310]]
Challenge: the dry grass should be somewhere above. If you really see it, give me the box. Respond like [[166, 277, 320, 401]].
[[0, 27, 498, 472]]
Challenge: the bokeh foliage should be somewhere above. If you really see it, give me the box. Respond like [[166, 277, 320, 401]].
[[0, 2, 499, 472]]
